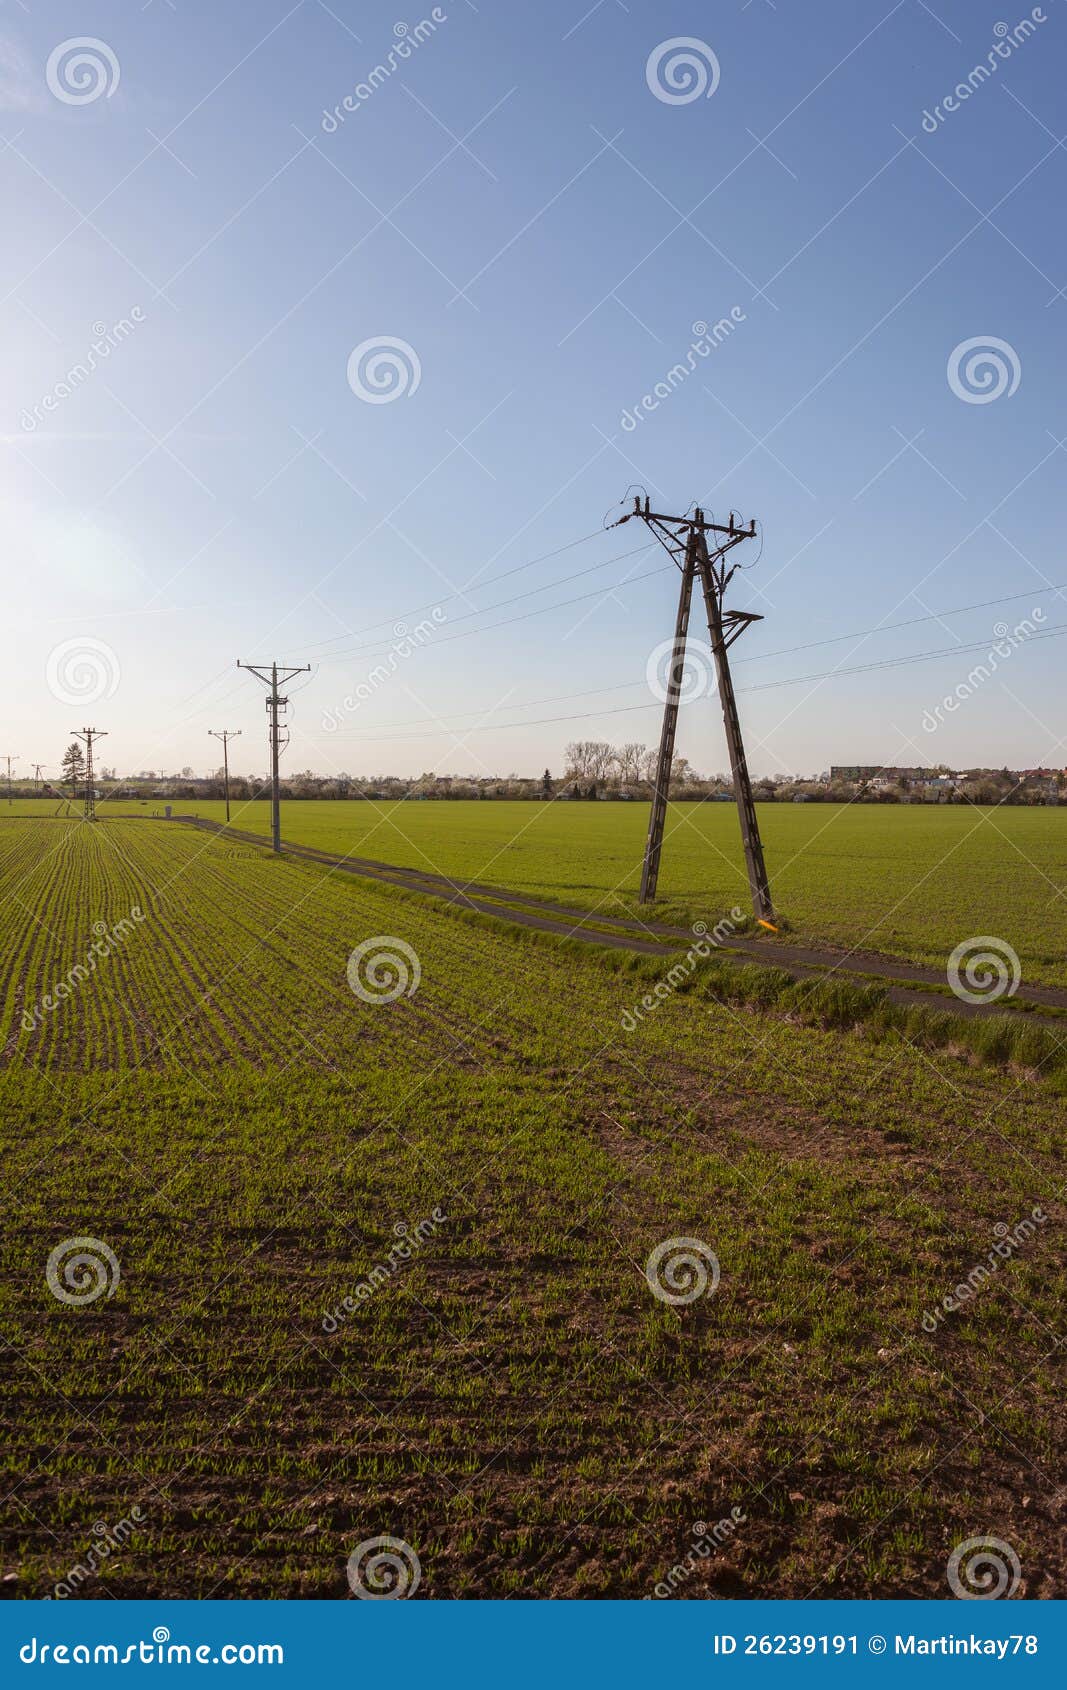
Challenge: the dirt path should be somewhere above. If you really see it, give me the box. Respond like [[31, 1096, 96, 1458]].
[[174, 818, 1067, 1020]]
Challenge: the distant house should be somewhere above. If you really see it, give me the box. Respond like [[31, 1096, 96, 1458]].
[[831, 765, 929, 784]]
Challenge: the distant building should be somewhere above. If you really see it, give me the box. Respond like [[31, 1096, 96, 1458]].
[[830, 765, 929, 783], [923, 776, 960, 798]]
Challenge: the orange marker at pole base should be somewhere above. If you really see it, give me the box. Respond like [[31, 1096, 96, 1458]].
[[757, 918, 778, 932]]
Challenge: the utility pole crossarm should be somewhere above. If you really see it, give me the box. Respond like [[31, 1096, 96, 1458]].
[[237, 662, 311, 689], [610, 494, 756, 540]]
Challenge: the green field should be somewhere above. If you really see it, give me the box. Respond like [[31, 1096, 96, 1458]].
[[0, 816, 1063, 1598], [29, 794, 1067, 986]]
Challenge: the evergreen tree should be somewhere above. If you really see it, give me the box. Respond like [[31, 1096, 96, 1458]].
[[60, 742, 85, 793]]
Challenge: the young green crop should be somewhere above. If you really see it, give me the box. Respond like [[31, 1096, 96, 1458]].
[[32, 794, 1058, 987], [0, 818, 1062, 1599]]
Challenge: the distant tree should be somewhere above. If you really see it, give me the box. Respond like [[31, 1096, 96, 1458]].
[[541, 767, 552, 799], [564, 740, 613, 780], [564, 741, 595, 778], [613, 743, 646, 784], [61, 742, 84, 793]]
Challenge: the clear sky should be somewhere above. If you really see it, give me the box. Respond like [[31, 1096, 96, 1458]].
[[3, 0, 1066, 782]]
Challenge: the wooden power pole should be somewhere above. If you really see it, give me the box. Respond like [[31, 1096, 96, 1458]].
[[208, 728, 241, 823], [610, 497, 774, 921]]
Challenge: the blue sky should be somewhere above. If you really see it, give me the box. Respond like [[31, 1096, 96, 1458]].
[[3, 0, 1066, 781]]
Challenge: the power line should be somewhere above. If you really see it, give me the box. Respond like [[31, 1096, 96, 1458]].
[[742, 580, 1067, 666], [739, 619, 1067, 693], [311, 583, 1067, 730], [300, 526, 616, 655], [321, 699, 663, 740], [322, 677, 651, 734], [313, 558, 676, 666], [305, 563, 1067, 672], [336, 571, 1067, 667], [173, 529, 653, 714], [309, 538, 662, 663], [296, 522, 1067, 666], [308, 620, 1067, 742], [181, 522, 1067, 723]]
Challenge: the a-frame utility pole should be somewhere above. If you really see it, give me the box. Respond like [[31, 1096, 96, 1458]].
[[236, 662, 309, 853], [3, 754, 18, 806], [208, 728, 241, 823], [71, 729, 107, 822], [610, 497, 774, 922]]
